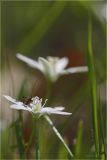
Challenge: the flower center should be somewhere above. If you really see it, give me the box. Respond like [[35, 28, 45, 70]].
[[31, 97, 42, 112]]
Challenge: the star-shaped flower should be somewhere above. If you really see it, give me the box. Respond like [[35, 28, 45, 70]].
[[3, 95, 72, 117], [16, 53, 88, 82]]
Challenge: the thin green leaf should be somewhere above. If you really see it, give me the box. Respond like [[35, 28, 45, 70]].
[[98, 88, 106, 159], [14, 79, 28, 158], [87, 14, 99, 157], [14, 119, 26, 159], [75, 120, 83, 158]]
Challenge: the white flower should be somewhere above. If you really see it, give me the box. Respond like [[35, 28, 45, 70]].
[[16, 53, 88, 82], [3, 95, 72, 117]]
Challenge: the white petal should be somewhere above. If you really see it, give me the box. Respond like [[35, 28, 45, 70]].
[[3, 95, 16, 103], [61, 66, 88, 74], [42, 107, 72, 115], [16, 53, 42, 71], [15, 102, 24, 105], [56, 58, 68, 72], [11, 104, 27, 110], [3, 95, 23, 105], [50, 111, 72, 115], [25, 106, 32, 112], [53, 106, 65, 111], [10, 104, 31, 112]]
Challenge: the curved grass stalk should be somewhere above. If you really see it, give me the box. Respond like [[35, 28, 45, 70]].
[[44, 115, 74, 158]]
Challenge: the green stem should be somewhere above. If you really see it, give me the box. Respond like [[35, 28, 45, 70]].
[[25, 116, 40, 159], [35, 118, 40, 160], [26, 116, 35, 152], [44, 115, 74, 158], [45, 79, 53, 105], [87, 14, 99, 157]]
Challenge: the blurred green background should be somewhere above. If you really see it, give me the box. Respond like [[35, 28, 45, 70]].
[[1, 1, 106, 159]]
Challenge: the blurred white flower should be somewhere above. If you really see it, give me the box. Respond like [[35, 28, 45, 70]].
[[3, 95, 72, 117], [16, 53, 88, 82]]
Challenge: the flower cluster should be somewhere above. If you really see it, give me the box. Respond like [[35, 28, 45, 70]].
[[3, 95, 72, 117], [3, 54, 88, 158]]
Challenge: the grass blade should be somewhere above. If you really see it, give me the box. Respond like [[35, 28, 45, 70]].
[[87, 14, 99, 157], [14, 119, 26, 159], [75, 120, 83, 158]]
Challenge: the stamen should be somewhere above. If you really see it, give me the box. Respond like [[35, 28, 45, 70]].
[[31, 96, 40, 105], [40, 98, 42, 102], [42, 99, 48, 108]]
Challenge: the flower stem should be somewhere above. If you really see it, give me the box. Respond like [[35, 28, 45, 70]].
[[45, 79, 53, 104], [25, 116, 40, 159], [35, 118, 40, 160], [44, 115, 74, 158], [26, 116, 35, 152]]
